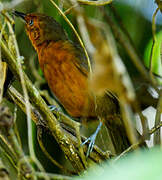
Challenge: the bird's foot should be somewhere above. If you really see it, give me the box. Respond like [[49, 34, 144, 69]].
[[48, 105, 61, 112], [81, 122, 102, 157], [48, 105, 62, 119], [81, 133, 97, 158]]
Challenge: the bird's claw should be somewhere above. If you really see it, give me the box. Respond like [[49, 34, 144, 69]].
[[81, 133, 97, 157], [81, 122, 102, 157], [48, 105, 60, 112]]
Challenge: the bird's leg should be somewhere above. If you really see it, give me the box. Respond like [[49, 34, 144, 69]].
[[81, 121, 103, 157]]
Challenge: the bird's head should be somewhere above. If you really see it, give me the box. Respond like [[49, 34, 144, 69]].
[[13, 11, 68, 50]]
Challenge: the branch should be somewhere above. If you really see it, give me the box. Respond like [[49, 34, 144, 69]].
[[78, 0, 113, 6], [7, 85, 112, 164]]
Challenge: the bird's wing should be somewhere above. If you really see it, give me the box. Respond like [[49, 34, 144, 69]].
[[65, 41, 118, 101], [70, 41, 90, 76]]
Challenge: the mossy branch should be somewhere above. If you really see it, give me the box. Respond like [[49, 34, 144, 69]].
[[7, 85, 111, 164]]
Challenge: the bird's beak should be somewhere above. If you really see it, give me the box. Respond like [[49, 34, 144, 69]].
[[12, 11, 26, 21]]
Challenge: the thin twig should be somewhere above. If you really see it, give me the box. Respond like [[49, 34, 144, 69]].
[[13, 105, 22, 148], [150, 120, 162, 135], [0, 133, 18, 165], [69, 0, 95, 56], [64, 4, 78, 15], [119, 102, 138, 146], [153, 90, 162, 145], [0, 19, 7, 103], [77, 0, 113, 6], [77, 15, 95, 55], [8, 129, 36, 180], [114, 140, 141, 161], [149, 7, 159, 71], [115, 118, 162, 161], [149, 7, 159, 79]]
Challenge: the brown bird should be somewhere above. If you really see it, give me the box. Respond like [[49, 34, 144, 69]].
[[13, 11, 131, 155]]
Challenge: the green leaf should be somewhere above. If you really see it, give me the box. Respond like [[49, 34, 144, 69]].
[[144, 31, 162, 85]]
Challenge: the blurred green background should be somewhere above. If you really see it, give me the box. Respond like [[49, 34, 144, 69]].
[[76, 147, 162, 180]]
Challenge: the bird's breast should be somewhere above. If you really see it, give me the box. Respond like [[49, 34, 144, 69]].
[[38, 41, 95, 117]]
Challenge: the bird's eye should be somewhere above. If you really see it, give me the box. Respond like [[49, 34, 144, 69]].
[[29, 19, 34, 26]]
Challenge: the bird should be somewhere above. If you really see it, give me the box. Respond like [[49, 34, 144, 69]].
[[13, 11, 131, 155]]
